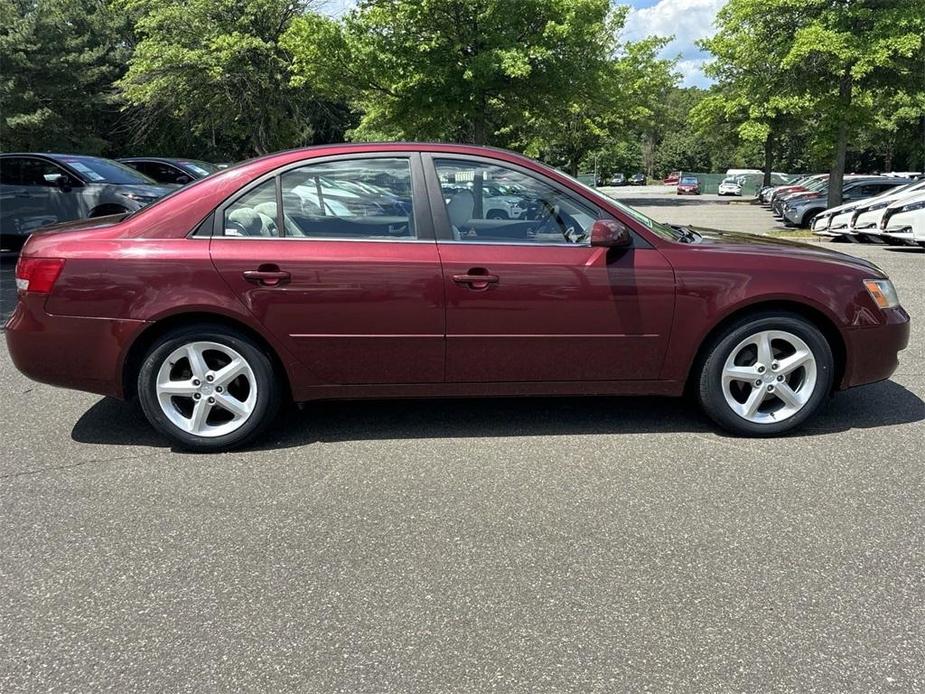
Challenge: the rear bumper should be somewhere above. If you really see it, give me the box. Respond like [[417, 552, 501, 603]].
[[841, 307, 910, 389], [5, 295, 146, 399]]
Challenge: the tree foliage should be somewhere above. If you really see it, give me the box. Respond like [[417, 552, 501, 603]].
[[117, 0, 348, 159], [699, 0, 925, 200], [0, 0, 131, 153]]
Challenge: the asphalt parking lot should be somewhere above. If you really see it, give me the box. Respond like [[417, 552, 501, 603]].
[[1, 197, 923, 691]]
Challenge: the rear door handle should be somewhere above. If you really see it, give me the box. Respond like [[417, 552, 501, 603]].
[[243, 265, 291, 287], [452, 269, 499, 290]]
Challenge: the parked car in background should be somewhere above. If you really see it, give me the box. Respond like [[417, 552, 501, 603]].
[[767, 174, 828, 210], [629, 173, 646, 186], [663, 171, 681, 185], [118, 157, 219, 186], [718, 176, 744, 196], [782, 177, 906, 228], [881, 191, 925, 247], [6, 143, 909, 451], [606, 173, 626, 186], [0, 153, 173, 251], [676, 176, 701, 195], [812, 179, 925, 239]]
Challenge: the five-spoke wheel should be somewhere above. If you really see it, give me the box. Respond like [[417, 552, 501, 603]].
[[698, 313, 834, 435], [138, 325, 280, 451]]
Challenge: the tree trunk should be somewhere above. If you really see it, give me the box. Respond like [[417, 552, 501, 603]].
[[762, 133, 773, 186], [827, 71, 853, 209], [642, 132, 656, 179]]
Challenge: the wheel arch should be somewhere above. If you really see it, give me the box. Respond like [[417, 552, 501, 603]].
[[121, 311, 293, 402], [685, 299, 847, 395]]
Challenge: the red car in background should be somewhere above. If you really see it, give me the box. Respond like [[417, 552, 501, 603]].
[[6, 143, 910, 451], [677, 176, 701, 195], [663, 170, 681, 185]]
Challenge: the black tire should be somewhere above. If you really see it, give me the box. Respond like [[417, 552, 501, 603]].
[[800, 210, 820, 228], [137, 324, 281, 451], [486, 210, 508, 220], [697, 313, 834, 436]]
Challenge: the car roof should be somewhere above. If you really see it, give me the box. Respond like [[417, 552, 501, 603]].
[[0, 152, 110, 162]]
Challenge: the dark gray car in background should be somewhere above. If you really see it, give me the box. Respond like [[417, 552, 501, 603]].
[[0, 153, 173, 251], [117, 157, 219, 186]]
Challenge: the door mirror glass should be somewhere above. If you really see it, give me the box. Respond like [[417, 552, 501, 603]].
[[589, 219, 631, 247]]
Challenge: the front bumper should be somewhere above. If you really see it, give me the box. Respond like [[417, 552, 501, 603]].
[[5, 294, 146, 399], [841, 306, 910, 389]]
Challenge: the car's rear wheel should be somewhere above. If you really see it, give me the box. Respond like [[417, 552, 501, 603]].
[[137, 325, 280, 451], [697, 313, 834, 436], [486, 210, 508, 220]]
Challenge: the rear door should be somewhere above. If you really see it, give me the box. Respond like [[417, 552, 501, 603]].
[[209, 153, 445, 386], [423, 154, 675, 383]]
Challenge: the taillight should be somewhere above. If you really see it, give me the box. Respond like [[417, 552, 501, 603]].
[[15, 257, 65, 294]]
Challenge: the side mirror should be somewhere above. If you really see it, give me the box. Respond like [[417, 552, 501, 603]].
[[589, 218, 632, 248], [175, 175, 192, 185], [43, 172, 72, 191]]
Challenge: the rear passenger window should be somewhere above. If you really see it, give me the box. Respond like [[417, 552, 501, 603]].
[[223, 179, 280, 237], [279, 158, 415, 240]]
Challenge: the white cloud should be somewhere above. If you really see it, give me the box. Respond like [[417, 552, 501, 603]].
[[622, 0, 725, 88]]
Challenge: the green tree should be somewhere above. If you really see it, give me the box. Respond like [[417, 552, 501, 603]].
[[701, 0, 925, 204], [0, 0, 131, 153], [118, 0, 344, 160], [519, 34, 679, 176], [283, 0, 617, 147]]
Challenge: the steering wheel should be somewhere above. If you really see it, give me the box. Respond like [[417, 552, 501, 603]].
[[531, 201, 583, 243]]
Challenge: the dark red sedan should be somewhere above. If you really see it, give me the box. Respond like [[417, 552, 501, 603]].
[[6, 144, 910, 451], [677, 176, 701, 195]]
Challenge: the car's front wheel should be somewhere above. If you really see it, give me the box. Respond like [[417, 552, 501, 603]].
[[697, 313, 834, 436], [137, 325, 281, 451]]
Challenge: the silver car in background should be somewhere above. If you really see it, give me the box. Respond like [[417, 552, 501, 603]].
[[0, 153, 174, 251]]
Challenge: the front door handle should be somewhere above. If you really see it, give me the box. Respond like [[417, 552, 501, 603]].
[[243, 265, 291, 287], [452, 269, 499, 291]]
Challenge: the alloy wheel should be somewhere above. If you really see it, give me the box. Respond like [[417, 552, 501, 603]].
[[720, 329, 817, 424], [155, 341, 257, 437]]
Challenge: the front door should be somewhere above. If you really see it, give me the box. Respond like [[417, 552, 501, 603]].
[[424, 155, 675, 383], [210, 154, 445, 386]]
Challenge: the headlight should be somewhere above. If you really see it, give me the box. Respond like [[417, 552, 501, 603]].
[[897, 200, 925, 213], [863, 279, 900, 309], [868, 201, 889, 211]]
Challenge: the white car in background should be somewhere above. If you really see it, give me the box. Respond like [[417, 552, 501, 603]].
[[718, 176, 744, 196], [881, 191, 925, 247], [812, 178, 924, 238]]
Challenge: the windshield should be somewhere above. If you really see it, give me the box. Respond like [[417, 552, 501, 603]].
[[805, 179, 828, 191], [56, 156, 157, 185], [177, 160, 219, 177], [680, 177, 698, 184]]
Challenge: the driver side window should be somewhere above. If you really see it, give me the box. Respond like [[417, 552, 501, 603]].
[[434, 159, 598, 244]]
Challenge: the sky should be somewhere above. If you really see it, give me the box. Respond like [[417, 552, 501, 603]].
[[318, 0, 724, 88]]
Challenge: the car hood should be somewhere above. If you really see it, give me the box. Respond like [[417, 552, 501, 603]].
[[690, 227, 885, 276]]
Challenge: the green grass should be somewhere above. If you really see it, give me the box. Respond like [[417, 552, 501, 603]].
[[764, 228, 815, 239]]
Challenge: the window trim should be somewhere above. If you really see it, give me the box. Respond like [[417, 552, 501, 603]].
[[209, 152, 434, 242], [421, 152, 637, 248], [19, 156, 75, 188]]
